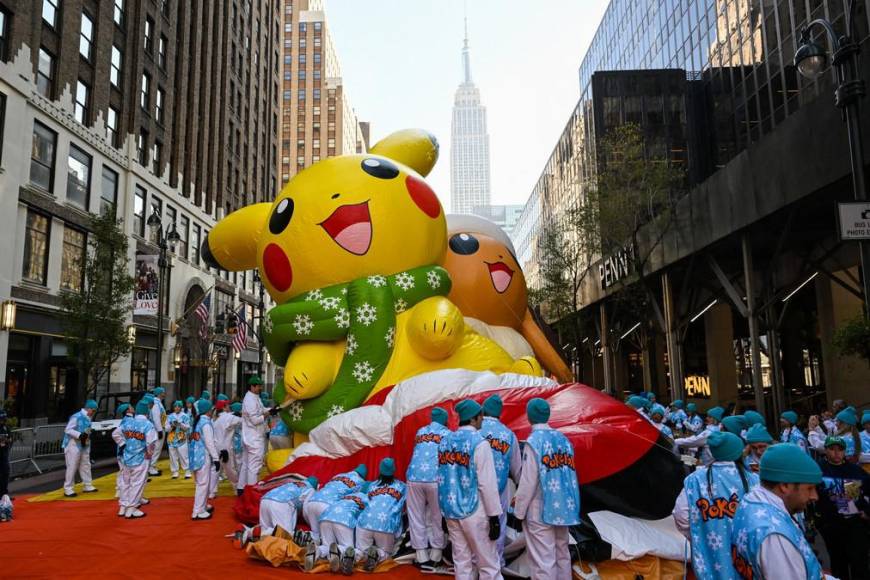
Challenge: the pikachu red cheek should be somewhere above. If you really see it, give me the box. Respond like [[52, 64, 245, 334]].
[[406, 175, 440, 219], [263, 243, 293, 292]]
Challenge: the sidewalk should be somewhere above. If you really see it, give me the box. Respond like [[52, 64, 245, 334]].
[[9, 457, 120, 495]]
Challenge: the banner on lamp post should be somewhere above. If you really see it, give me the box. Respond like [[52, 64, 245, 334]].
[[134, 255, 160, 315]]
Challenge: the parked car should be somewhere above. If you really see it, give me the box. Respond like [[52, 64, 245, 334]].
[[89, 392, 148, 458]]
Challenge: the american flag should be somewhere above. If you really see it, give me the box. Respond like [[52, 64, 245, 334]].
[[232, 305, 247, 352], [196, 292, 211, 338]]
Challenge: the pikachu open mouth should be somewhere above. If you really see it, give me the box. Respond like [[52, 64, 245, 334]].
[[319, 201, 373, 256]]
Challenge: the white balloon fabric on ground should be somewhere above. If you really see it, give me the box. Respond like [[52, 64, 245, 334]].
[[587, 510, 689, 562]]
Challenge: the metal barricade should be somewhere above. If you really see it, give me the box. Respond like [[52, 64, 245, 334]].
[[8, 427, 40, 476], [31, 424, 67, 463]]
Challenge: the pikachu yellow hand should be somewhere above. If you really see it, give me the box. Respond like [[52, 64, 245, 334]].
[[406, 296, 465, 360], [282, 341, 343, 400]]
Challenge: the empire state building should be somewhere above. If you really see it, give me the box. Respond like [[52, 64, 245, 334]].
[[450, 23, 491, 215]]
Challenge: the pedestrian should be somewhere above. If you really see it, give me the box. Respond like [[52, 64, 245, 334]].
[[685, 403, 704, 434], [730, 443, 824, 579], [833, 408, 862, 463], [209, 400, 230, 499], [355, 457, 406, 572], [259, 475, 318, 537], [437, 399, 503, 580], [113, 400, 157, 518], [166, 400, 192, 479], [673, 431, 758, 579], [309, 487, 369, 574], [650, 404, 675, 438], [721, 414, 747, 438], [201, 390, 211, 402], [62, 399, 99, 497], [743, 410, 765, 429], [514, 398, 581, 580], [148, 387, 168, 476], [813, 435, 870, 580], [779, 410, 808, 453], [0, 409, 11, 499], [627, 395, 650, 417], [228, 402, 245, 491], [241, 376, 277, 493], [807, 415, 828, 453], [302, 464, 368, 544], [674, 406, 724, 466], [479, 395, 522, 567], [189, 399, 219, 520], [860, 412, 870, 468], [668, 400, 688, 431], [742, 424, 773, 473], [406, 406, 451, 569]]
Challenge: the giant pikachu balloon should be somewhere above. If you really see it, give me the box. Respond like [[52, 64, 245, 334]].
[[202, 130, 536, 433]]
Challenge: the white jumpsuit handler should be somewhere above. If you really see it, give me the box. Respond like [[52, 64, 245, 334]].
[[189, 399, 219, 519], [355, 458, 406, 571], [513, 398, 581, 580], [112, 400, 158, 518], [62, 399, 99, 497], [149, 387, 168, 475], [166, 401, 192, 478], [259, 476, 318, 536], [241, 376, 274, 490], [302, 465, 368, 544], [406, 407, 450, 566], [437, 399, 503, 580]]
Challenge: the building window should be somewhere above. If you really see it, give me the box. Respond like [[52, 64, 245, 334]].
[[155, 88, 164, 123], [0, 10, 9, 62], [299, 53, 306, 65], [30, 121, 56, 192], [191, 223, 201, 264], [137, 129, 148, 165], [160, 0, 170, 19], [165, 205, 176, 236], [23, 210, 50, 285], [152, 141, 162, 175], [106, 106, 119, 146], [140, 72, 150, 110], [110, 45, 122, 87], [133, 186, 145, 236], [79, 12, 93, 60], [37, 48, 55, 98], [0, 93, 5, 165], [178, 215, 189, 259], [144, 17, 154, 53], [113, 0, 124, 26], [283, 90, 291, 101], [66, 144, 91, 210], [313, 88, 320, 100], [299, 22, 306, 33], [314, 53, 321, 66], [42, 0, 60, 28], [298, 89, 305, 100], [158, 35, 167, 68], [74, 80, 90, 125], [100, 166, 118, 216], [61, 226, 86, 292], [298, 69, 306, 80]]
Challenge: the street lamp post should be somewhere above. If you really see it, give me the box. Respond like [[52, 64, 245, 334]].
[[795, 0, 870, 313], [253, 270, 266, 378], [147, 209, 181, 389]]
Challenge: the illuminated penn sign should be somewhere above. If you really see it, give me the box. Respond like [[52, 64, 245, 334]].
[[599, 245, 635, 290], [685, 375, 711, 398]]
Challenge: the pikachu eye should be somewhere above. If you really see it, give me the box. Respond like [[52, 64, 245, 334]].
[[269, 198, 294, 235], [361, 157, 399, 179]]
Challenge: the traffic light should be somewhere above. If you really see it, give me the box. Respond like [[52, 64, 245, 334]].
[[226, 311, 238, 335]]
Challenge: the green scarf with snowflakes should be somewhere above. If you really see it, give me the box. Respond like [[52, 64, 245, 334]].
[[265, 265, 451, 433]]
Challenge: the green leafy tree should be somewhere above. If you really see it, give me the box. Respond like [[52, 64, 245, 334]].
[[832, 314, 870, 367], [532, 123, 685, 386], [60, 211, 135, 401]]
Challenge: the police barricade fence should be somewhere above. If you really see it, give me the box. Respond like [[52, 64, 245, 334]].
[[8, 427, 40, 476]]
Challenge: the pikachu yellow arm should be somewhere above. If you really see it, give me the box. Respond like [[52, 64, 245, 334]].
[[201, 202, 271, 271]]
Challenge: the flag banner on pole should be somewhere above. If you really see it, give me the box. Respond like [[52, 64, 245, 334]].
[[133, 255, 160, 315], [232, 305, 247, 352], [196, 292, 211, 338]]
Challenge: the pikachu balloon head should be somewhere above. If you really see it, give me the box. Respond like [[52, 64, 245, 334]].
[[201, 129, 446, 303]]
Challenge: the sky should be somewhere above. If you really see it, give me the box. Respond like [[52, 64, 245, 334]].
[[326, 0, 611, 212]]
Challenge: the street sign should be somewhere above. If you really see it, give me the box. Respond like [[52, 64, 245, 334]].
[[838, 202, 870, 240]]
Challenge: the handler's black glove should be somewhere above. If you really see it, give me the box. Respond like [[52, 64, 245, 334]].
[[79, 433, 89, 445], [158, 431, 164, 440], [268, 406, 279, 416], [220, 449, 229, 463], [213, 460, 221, 472], [117, 444, 126, 458], [488, 516, 500, 541]]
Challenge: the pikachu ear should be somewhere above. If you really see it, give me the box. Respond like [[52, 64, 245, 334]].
[[368, 128, 439, 177], [201, 203, 271, 271]]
